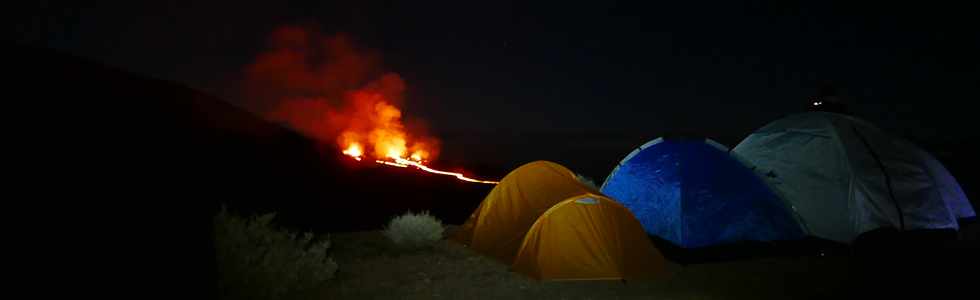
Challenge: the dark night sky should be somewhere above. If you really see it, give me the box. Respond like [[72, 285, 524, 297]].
[[15, 1, 980, 176]]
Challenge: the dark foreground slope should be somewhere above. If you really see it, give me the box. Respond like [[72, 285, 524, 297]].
[[14, 45, 496, 226], [11, 45, 493, 298]]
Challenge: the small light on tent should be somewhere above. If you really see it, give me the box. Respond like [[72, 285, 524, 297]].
[[813, 101, 823, 106]]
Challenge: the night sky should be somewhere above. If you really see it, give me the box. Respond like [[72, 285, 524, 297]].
[[16, 1, 980, 177]]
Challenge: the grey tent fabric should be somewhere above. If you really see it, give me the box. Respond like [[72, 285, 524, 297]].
[[734, 112, 975, 243], [907, 141, 974, 220]]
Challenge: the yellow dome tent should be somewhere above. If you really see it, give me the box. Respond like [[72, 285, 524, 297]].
[[453, 161, 667, 280], [513, 194, 668, 281], [453, 161, 597, 262]]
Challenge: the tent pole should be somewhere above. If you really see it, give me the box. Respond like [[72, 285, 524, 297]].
[[851, 125, 905, 231]]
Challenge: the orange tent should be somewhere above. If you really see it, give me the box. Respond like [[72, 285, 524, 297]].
[[513, 194, 668, 281], [453, 161, 667, 280], [452, 161, 598, 262]]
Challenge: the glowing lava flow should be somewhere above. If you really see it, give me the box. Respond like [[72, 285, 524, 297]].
[[342, 145, 498, 184], [389, 157, 500, 184], [375, 160, 408, 168]]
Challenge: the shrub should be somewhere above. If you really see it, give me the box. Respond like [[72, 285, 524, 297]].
[[576, 173, 598, 190], [214, 206, 337, 300], [383, 211, 444, 250]]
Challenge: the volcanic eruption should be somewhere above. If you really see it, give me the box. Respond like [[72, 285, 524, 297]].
[[242, 25, 498, 184]]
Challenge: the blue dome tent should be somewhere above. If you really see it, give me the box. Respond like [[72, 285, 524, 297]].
[[601, 138, 805, 248]]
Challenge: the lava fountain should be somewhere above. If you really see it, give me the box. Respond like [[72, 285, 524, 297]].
[[246, 25, 498, 184], [337, 96, 498, 185]]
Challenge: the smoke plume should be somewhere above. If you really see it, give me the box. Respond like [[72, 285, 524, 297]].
[[242, 25, 439, 160]]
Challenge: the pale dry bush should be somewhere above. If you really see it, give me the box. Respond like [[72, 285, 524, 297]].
[[384, 211, 445, 250]]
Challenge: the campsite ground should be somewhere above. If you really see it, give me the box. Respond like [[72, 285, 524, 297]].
[[319, 226, 856, 299]]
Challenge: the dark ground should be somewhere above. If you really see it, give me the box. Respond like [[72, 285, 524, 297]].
[[13, 44, 976, 298], [322, 228, 848, 300]]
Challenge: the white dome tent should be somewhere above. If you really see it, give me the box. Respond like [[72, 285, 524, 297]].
[[733, 112, 974, 243]]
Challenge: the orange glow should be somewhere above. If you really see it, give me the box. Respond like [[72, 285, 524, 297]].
[[245, 26, 493, 185], [342, 143, 363, 161], [376, 160, 408, 168], [330, 76, 497, 184], [335, 98, 496, 184], [333, 90, 435, 162], [391, 157, 500, 184], [410, 152, 424, 161], [342, 145, 498, 184]]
